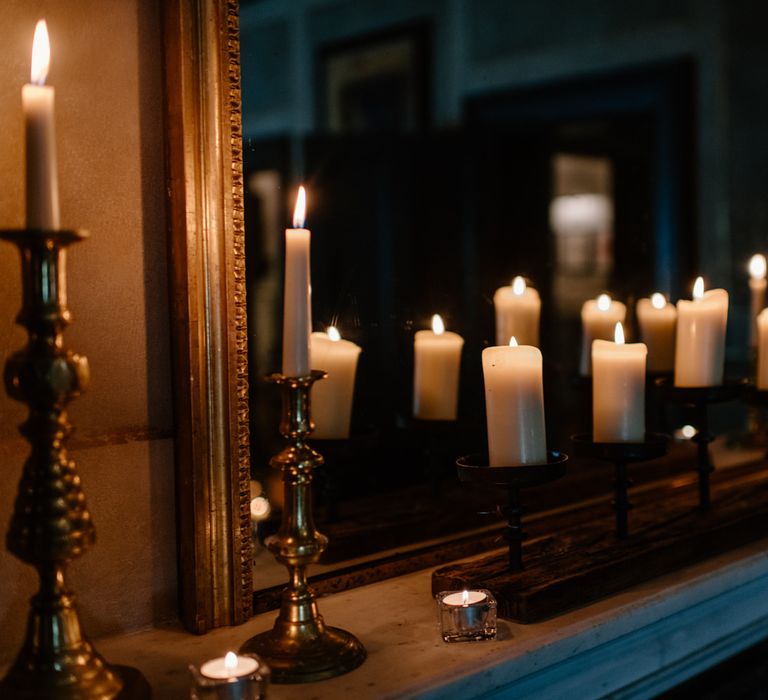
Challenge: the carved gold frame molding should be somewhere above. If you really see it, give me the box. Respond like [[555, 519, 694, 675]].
[[163, 0, 252, 633]]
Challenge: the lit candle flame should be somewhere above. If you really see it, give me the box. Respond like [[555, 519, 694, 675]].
[[597, 293, 611, 312], [681, 425, 697, 439], [31, 19, 50, 85], [432, 314, 445, 335], [512, 276, 526, 296], [651, 292, 666, 310], [461, 590, 469, 605], [327, 325, 341, 342], [693, 276, 705, 300], [509, 336, 518, 347], [750, 254, 766, 280], [292, 186, 306, 228], [224, 652, 238, 673], [614, 322, 625, 345]]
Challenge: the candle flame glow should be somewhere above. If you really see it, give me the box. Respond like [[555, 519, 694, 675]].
[[292, 186, 307, 228], [749, 254, 766, 280], [512, 276, 526, 295], [461, 590, 469, 605], [432, 314, 445, 335], [614, 322, 625, 345], [651, 292, 666, 310], [597, 293, 611, 312], [681, 425, 697, 439], [327, 325, 341, 342], [31, 19, 50, 85], [693, 276, 705, 300], [224, 652, 238, 672], [509, 336, 518, 347]]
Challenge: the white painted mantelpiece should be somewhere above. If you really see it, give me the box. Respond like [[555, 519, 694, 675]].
[[91, 538, 768, 699]]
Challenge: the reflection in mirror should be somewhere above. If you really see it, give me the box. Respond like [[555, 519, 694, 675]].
[[239, 0, 768, 603]]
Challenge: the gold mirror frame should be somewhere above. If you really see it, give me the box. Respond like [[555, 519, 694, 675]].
[[163, 0, 252, 633]]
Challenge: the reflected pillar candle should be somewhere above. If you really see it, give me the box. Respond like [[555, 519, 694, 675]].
[[749, 254, 767, 348], [636, 294, 676, 373], [579, 295, 626, 375], [674, 281, 728, 387], [413, 315, 464, 421], [493, 277, 541, 346], [757, 309, 768, 389], [310, 329, 362, 439]]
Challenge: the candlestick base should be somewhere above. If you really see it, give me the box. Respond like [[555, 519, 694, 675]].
[[654, 377, 747, 509], [240, 371, 365, 683], [455, 451, 568, 571], [571, 433, 669, 538]]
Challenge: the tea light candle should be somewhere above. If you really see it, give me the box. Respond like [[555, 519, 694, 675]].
[[310, 327, 362, 439], [200, 652, 258, 680], [592, 323, 647, 443], [636, 293, 676, 373], [482, 337, 546, 466], [23, 19, 60, 230], [749, 254, 766, 347], [413, 314, 464, 421], [493, 276, 541, 346], [282, 186, 312, 377], [674, 277, 729, 387], [757, 309, 768, 390], [580, 294, 627, 375], [191, 651, 268, 700]]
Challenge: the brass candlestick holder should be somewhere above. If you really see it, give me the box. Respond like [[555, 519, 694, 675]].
[[0, 229, 149, 699], [240, 371, 366, 683]]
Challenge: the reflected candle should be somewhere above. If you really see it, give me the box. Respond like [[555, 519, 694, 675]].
[[482, 337, 546, 466], [592, 323, 647, 443], [310, 327, 362, 439], [580, 294, 626, 375], [749, 254, 766, 347], [757, 309, 768, 389], [493, 276, 541, 346], [282, 186, 312, 377], [674, 277, 728, 387], [636, 293, 676, 373], [413, 314, 464, 421], [23, 19, 59, 230]]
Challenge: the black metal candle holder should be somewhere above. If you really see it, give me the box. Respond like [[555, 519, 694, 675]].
[[571, 433, 669, 538], [455, 452, 568, 571], [654, 377, 747, 509], [0, 229, 149, 699]]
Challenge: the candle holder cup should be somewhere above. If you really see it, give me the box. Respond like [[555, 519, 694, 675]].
[[0, 229, 149, 699], [240, 371, 366, 683], [455, 451, 567, 571], [654, 377, 747, 509], [571, 433, 669, 538]]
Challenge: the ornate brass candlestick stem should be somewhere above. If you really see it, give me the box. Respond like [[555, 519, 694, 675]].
[[240, 371, 366, 683], [0, 229, 148, 699]]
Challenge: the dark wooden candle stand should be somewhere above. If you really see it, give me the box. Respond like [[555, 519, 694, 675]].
[[571, 433, 669, 538]]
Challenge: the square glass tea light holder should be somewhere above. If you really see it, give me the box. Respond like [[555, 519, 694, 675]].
[[436, 589, 497, 642]]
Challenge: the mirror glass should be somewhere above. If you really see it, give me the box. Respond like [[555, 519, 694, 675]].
[[239, 0, 766, 596]]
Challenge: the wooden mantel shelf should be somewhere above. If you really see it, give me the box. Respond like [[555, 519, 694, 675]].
[[88, 538, 768, 699]]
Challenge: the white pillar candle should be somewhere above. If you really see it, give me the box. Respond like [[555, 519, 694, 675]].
[[23, 20, 59, 230], [482, 337, 547, 466], [674, 277, 729, 387], [749, 254, 766, 347], [200, 651, 259, 680], [579, 294, 627, 375], [282, 186, 312, 377], [493, 276, 541, 346], [757, 309, 768, 389], [592, 323, 647, 443], [413, 314, 464, 421], [636, 293, 676, 373], [310, 327, 362, 439]]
